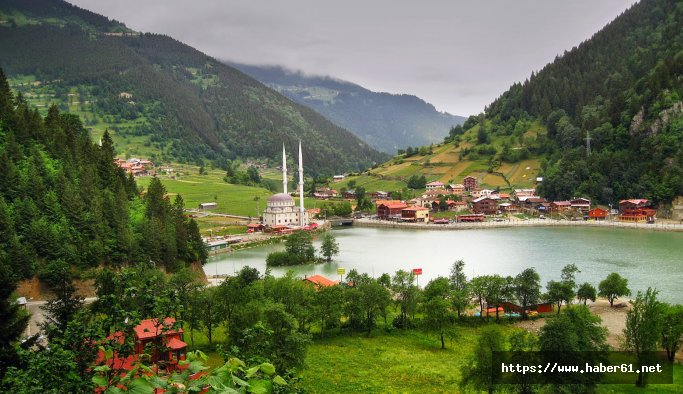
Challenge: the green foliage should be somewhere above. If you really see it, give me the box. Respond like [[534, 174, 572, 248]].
[[577, 282, 597, 305], [391, 270, 419, 329], [406, 174, 427, 189], [460, 325, 505, 393], [449, 260, 469, 318], [319, 232, 339, 262], [544, 280, 575, 315], [422, 277, 455, 349], [266, 231, 316, 267], [538, 306, 609, 389], [485, 0, 683, 204], [514, 268, 541, 319], [660, 303, 683, 363], [623, 288, 664, 387], [598, 272, 631, 307]]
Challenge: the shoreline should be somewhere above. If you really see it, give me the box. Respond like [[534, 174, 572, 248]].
[[353, 217, 683, 232]]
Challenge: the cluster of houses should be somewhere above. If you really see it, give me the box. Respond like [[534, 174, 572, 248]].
[[114, 158, 154, 177], [373, 175, 657, 223]]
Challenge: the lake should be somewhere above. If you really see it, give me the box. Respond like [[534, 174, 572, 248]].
[[204, 226, 683, 302]]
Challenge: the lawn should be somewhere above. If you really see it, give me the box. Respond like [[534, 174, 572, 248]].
[[301, 327, 514, 393]]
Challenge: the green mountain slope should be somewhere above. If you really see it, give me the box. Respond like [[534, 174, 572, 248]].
[[230, 63, 466, 154], [0, 0, 386, 175], [354, 0, 683, 207], [485, 0, 683, 204]]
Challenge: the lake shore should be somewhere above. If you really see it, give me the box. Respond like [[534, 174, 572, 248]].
[[354, 217, 683, 232]]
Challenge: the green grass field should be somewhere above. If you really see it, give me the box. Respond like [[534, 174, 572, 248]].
[[301, 328, 682, 393]]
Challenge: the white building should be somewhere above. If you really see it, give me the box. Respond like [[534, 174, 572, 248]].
[[263, 142, 309, 227]]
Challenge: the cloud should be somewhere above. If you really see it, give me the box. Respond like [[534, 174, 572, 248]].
[[69, 0, 635, 115]]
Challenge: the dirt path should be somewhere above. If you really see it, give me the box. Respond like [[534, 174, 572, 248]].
[[515, 299, 631, 348]]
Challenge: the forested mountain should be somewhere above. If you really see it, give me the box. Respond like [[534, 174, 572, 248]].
[[231, 63, 466, 154], [482, 0, 683, 205], [0, 0, 386, 175], [0, 67, 206, 277]]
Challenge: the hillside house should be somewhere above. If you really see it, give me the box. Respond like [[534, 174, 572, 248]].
[[371, 191, 389, 200], [199, 202, 218, 210], [97, 318, 187, 374], [426, 181, 445, 190], [472, 196, 500, 215], [463, 176, 477, 191], [377, 201, 408, 219], [303, 274, 338, 289], [588, 208, 608, 220], [619, 199, 656, 222], [401, 206, 430, 222], [570, 198, 591, 212], [550, 201, 572, 213], [333, 175, 345, 181], [342, 190, 356, 199], [447, 183, 465, 195]]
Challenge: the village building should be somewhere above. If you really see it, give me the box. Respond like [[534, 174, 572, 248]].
[[456, 213, 485, 222], [447, 200, 468, 212], [263, 142, 309, 227], [514, 188, 536, 198], [342, 190, 356, 199], [498, 202, 519, 213], [303, 274, 338, 289], [97, 318, 187, 374], [401, 206, 430, 222], [472, 196, 500, 215], [422, 189, 447, 199], [550, 201, 572, 213], [426, 181, 445, 190], [376, 201, 408, 219], [470, 188, 496, 198], [446, 183, 465, 195], [198, 202, 218, 210], [333, 175, 345, 181], [313, 187, 337, 199], [619, 199, 656, 222], [371, 191, 389, 200], [588, 208, 608, 220], [570, 198, 591, 212], [463, 176, 478, 191]]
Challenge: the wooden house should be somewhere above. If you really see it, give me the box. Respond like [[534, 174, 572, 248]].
[[401, 206, 430, 222], [377, 201, 408, 219], [588, 208, 608, 220], [472, 196, 499, 215], [463, 176, 477, 191]]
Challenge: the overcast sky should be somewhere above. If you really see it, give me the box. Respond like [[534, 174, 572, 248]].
[[70, 0, 635, 116]]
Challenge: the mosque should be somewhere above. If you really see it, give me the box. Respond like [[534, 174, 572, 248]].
[[262, 141, 309, 227]]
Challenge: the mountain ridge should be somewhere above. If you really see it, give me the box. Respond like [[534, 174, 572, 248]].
[[0, 0, 387, 175], [229, 62, 466, 154]]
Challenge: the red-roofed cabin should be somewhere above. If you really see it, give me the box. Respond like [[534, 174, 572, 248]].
[[619, 199, 656, 222], [247, 223, 265, 233], [97, 318, 187, 374], [588, 208, 608, 221], [377, 202, 408, 219], [303, 274, 338, 290]]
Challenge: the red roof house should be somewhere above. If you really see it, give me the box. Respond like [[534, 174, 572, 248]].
[[303, 274, 339, 289]]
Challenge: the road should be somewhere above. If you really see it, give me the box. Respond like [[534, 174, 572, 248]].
[[23, 297, 97, 338]]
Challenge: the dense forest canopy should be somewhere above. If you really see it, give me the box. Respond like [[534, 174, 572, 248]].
[[0, 66, 207, 282], [483, 0, 683, 204], [0, 0, 386, 175]]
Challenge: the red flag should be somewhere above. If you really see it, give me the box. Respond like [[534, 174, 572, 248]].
[[412, 268, 422, 275]]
